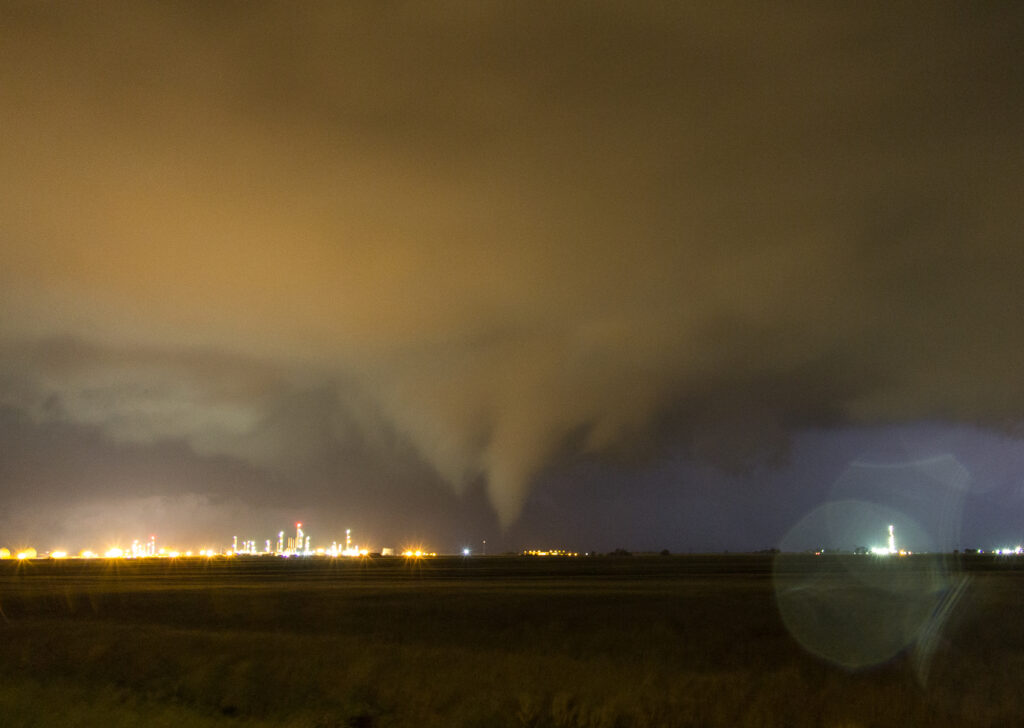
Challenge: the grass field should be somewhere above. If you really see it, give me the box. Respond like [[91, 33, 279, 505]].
[[1, 554, 1023, 727]]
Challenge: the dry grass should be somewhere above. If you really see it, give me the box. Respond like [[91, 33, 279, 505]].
[[0, 555, 1022, 726]]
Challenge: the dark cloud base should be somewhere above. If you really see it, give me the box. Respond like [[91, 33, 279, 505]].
[[2, 4, 1024, 542]]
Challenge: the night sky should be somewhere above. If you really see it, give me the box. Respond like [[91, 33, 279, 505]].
[[2, 3, 1024, 554]]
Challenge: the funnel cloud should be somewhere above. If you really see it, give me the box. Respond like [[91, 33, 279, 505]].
[[2, 4, 1024, 546]]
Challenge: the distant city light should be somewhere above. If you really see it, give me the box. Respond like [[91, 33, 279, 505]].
[[0, 526, 393, 560], [4, 525, 1024, 560], [0, 523, 564, 561], [402, 549, 436, 558], [523, 549, 579, 557]]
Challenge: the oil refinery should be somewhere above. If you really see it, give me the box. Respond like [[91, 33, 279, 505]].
[[0, 522, 428, 561]]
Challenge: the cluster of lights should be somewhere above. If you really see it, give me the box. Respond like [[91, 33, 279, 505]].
[[0, 546, 428, 561], [228, 524, 377, 559], [523, 549, 579, 557], [0, 523, 441, 561], [0, 546, 204, 560]]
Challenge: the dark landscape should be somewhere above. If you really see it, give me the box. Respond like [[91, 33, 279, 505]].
[[2, 554, 1022, 727]]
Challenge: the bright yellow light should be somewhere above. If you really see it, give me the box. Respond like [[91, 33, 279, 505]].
[[0, 548, 10, 559], [16, 548, 36, 560], [185, 551, 193, 556], [104, 548, 124, 558], [80, 550, 97, 559], [401, 548, 435, 558], [50, 551, 68, 559], [168, 551, 180, 558]]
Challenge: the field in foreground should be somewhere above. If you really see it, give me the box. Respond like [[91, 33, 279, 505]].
[[1, 554, 1023, 727]]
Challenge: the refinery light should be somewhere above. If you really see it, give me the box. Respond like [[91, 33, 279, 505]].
[[9, 525, 389, 561]]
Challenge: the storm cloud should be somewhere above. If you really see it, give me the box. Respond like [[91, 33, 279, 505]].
[[2, 3, 1024, 533]]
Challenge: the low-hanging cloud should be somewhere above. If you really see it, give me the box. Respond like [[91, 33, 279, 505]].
[[2, 3, 1023, 526]]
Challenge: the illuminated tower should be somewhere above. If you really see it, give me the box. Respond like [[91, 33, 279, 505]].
[[277, 531, 284, 553], [296, 523, 304, 553], [346, 529, 351, 551], [888, 524, 896, 553], [304, 536, 310, 553]]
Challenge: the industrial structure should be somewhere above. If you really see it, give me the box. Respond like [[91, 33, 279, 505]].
[[0, 521, 411, 560]]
